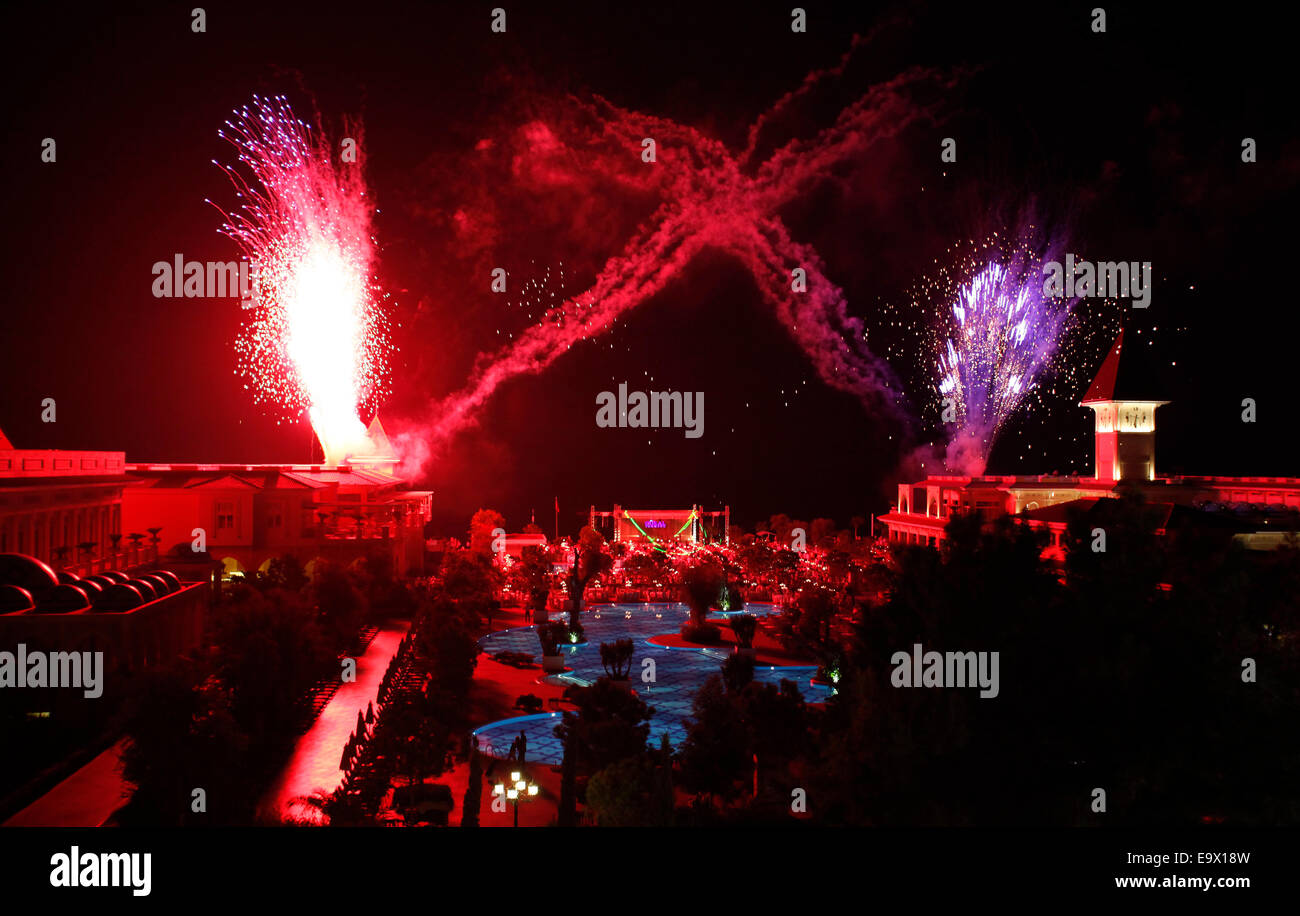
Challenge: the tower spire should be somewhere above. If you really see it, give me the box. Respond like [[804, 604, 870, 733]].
[[1081, 330, 1167, 482]]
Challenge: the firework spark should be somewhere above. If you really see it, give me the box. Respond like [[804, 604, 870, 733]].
[[882, 230, 1119, 475], [210, 94, 392, 465], [937, 256, 1068, 472]]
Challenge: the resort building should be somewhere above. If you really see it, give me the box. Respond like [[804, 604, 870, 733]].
[[0, 429, 153, 575], [879, 331, 1300, 552], [122, 461, 432, 580], [500, 531, 548, 559], [0, 553, 208, 688]]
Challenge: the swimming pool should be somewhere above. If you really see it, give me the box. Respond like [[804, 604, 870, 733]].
[[472, 602, 831, 765]]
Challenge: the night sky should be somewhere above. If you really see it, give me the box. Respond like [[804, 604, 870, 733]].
[[3, 1, 1296, 533]]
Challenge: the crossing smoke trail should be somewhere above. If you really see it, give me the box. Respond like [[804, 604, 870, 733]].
[[396, 40, 958, 472]]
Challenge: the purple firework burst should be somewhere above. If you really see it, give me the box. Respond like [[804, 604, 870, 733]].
[[937, 257, 1071, 472]]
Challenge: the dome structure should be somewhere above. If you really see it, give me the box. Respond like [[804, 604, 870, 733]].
[[126, 578, 159, 602], [140, 573, 174, 595], [0, 584, 37, 614], [41, 583, 93, 613], [93, 583, 144, 611], [0, 554, 60, 604]]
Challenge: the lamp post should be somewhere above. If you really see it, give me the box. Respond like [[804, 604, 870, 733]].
[[495, 769, 539, 827]]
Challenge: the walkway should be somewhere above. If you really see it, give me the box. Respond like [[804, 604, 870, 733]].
[[3, 740, 131, 827], [260, 621, 410, 823]]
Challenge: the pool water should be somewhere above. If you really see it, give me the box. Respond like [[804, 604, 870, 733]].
[[472, 602, 831, 765]]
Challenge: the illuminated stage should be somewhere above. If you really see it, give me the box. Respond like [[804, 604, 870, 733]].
[[589, 504, 729, 545]]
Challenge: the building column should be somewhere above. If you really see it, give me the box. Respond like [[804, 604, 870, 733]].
[[31, 511, 44, 563]]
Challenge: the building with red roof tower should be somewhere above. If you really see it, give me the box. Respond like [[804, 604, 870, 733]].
[[878, 332, 1300, 556]]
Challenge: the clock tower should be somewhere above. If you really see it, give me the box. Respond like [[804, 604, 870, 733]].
[[1080, 330, 1168, 482]]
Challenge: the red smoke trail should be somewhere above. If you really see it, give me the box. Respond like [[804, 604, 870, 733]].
[[404, 45, 954, 470]]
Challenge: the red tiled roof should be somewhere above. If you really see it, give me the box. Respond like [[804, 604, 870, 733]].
[[1080, 330, 1124, 403]]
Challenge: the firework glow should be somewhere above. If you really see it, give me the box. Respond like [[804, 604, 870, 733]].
[[937, 256, 1069, 473], [210, 94, 392, 466], [881, 230, 1121, 476]]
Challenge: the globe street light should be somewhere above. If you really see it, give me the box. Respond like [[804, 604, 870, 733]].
[[494, 769, 539, 827]]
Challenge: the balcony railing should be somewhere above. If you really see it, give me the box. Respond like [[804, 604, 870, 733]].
[[60, 544, 160, 577]]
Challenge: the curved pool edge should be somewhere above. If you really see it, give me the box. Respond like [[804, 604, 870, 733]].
[[470, 601, 829, 766]]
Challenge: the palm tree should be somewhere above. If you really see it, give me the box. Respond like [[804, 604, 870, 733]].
[[566, 527, 613, 630], [680, 559, 723, 630], [286, 788, 368, 826], [286, 790, 335, 826]]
